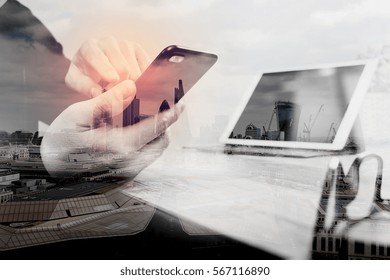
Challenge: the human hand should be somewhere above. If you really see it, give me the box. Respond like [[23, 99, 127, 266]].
[[65, 37, 150, 97], [41, 80, 184, 177]]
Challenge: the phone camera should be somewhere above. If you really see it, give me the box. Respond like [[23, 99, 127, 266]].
[[169, 55, 184, 63]]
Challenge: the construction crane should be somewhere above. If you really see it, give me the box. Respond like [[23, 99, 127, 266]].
[[302, 104, 324, 141], [262, 107, 276, 140], [325, 122, 335, 143], [326, 122, 339, 143], [267, 109, 276, 132]]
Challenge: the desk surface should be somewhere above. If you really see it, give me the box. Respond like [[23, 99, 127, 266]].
[[125, 144, 390, 259]]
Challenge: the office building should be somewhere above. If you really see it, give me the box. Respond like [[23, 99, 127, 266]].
[[245, 123, 261, 139], [174, 79, 185, 104], [123, 97, 140, 126], [0, 169, 20, 186], [275, 101, 301, 141], [159, 99, 170, 112], [0, 190, 13, 203]]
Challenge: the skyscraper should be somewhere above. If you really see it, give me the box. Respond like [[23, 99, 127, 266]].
[[174, 80, 185, 104], [123, 97, 140, 127], [159, 99, 170, 112], [275, 101, 301, 141]]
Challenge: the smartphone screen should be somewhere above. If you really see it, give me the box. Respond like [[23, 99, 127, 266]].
[[120, 46, 217, 127]]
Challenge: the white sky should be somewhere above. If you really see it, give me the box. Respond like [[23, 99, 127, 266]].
[[18, 0, 390, 138]]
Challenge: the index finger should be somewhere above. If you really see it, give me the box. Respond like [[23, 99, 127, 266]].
[[134, 43, 151, 73], [77, 39, 120, 83], [118, 41, 150, 81]]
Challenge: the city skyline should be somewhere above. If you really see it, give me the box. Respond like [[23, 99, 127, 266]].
[[122, 79, 185, 127]]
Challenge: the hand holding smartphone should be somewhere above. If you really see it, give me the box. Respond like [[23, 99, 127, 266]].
[[122, 45, 218, 126]]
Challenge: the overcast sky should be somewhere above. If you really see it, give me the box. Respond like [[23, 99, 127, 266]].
[[12, 0, 390, 137]]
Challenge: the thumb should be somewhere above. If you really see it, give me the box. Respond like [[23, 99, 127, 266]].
[[91, 80, 136, 117]]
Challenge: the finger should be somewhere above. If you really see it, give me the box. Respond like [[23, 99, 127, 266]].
[[98, 37, 131, 81], [134, 43, 151, 72], [77, 39, 120, 84], [119, 41, 144, 81], [65, 64, 103, 97], [103, 42, 151, 90], [91, 80, 136, 118]]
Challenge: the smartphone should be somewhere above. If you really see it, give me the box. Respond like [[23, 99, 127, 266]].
[[122, 45, 218, 126]]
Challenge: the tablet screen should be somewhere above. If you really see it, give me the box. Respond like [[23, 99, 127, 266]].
[[228, 65, 365, 144]]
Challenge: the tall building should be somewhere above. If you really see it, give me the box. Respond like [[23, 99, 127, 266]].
[[159, 99, 170, 112], [275, 101, 301, 141], [123, 97, 140, 127], [174, 80, 185, 104]]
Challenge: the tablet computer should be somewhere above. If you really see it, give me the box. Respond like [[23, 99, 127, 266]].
[[220, 60, 377, 152]]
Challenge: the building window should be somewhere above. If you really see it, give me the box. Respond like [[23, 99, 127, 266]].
[[328, 238, 334, 252], [379, 246, 384, 256], [335, 238, 341, 252], [371, 244, 376, 256], [321, 237, 326, 251], [354, 242, 365, 255]]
